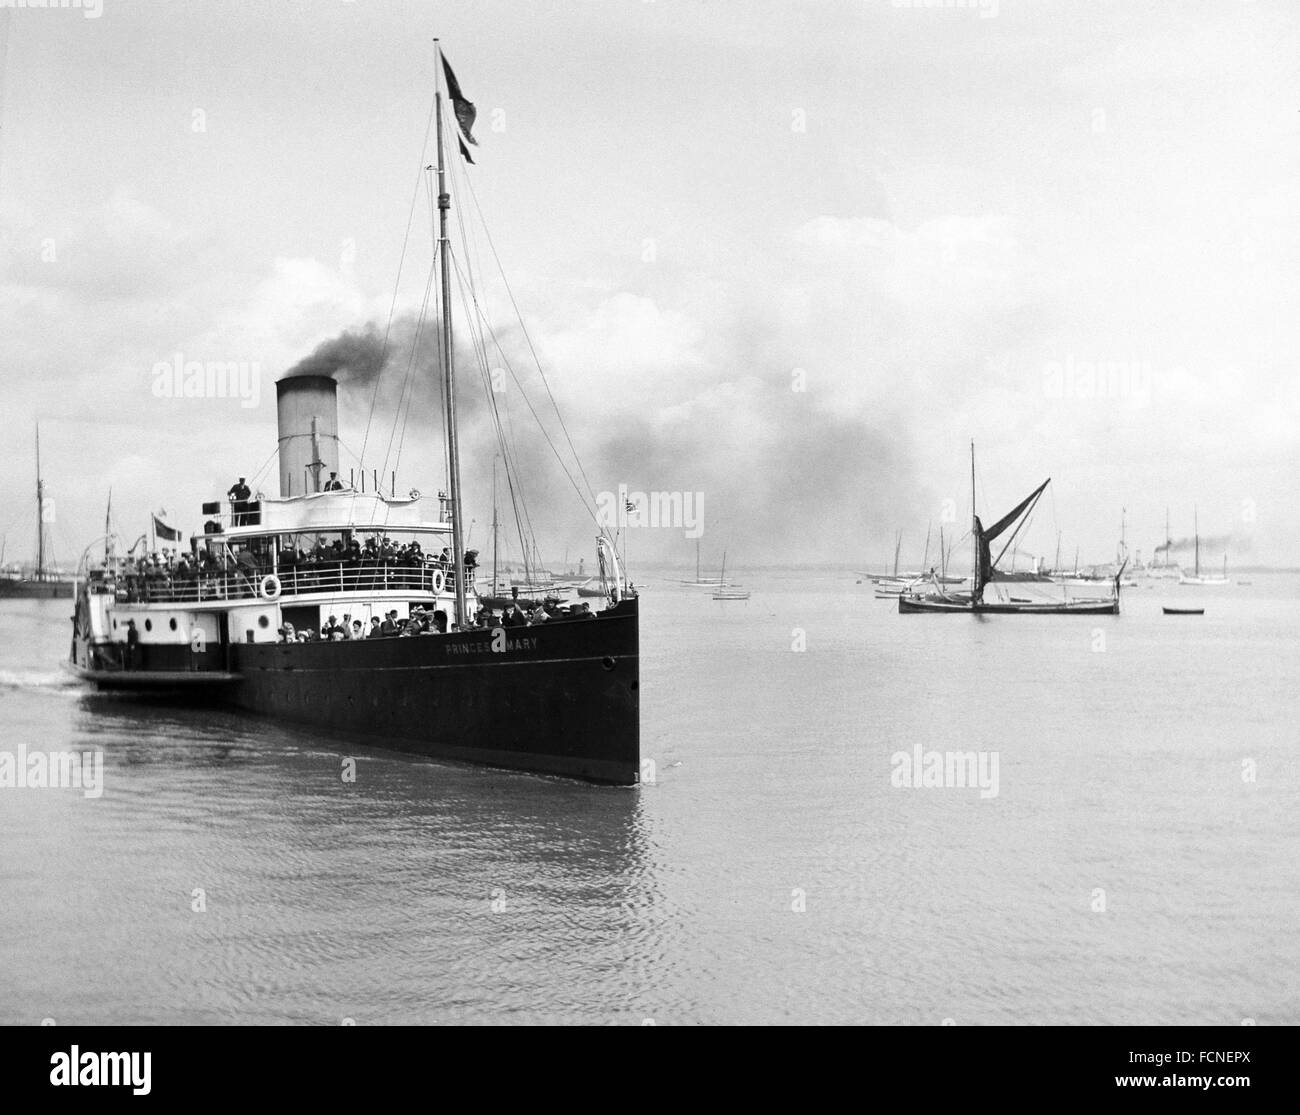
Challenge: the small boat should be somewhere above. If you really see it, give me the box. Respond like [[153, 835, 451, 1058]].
[[1163, 606, 1204, 615], [681, 539, 727, 588], [711, 553, 749, 600], [1178, 509, 1229, 585]]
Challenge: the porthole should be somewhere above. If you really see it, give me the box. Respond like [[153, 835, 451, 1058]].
[[601, 656, 616, 671], [258, 615, 270, 628], [144, 619, 153, 632], [169, 617, 178, 631]]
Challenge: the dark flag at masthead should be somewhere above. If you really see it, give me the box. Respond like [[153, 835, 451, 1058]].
[[441, 54, 479, 154]]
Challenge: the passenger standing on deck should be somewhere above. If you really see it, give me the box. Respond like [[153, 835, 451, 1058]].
[[379, 610, 399, 637], [324, 472, 344, 491], [227, 477, 251, 526], [368, 617, 382, 638], [124, 619, 139, 668]]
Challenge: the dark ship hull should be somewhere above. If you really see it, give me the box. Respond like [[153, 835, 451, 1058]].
[[898, 594, 1118, 615], [233, 599, 639, 784], [76, 597, 640, 785]]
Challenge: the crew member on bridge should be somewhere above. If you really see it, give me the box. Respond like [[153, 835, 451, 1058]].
[[227, 477, 251, 526]]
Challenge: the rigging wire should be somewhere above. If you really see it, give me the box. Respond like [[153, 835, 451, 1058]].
[[461, 170, 606, 523], [355, 85, 440, 481]]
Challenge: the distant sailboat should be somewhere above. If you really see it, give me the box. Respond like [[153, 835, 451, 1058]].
[[1178, 508, 1228, 586], [681, 539, 728, 588], [0, 422, 75, 599], [712, 552, 750, 600]]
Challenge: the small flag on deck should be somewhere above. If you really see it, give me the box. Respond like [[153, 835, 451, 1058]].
[[441, 53, 479, 153], [153, 513, 180, 542]]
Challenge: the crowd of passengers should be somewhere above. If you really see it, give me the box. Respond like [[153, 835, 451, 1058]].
[[111, 539, 478, 602], [277, 600, 595, 642]]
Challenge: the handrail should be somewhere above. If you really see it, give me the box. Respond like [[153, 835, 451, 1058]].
[[108, 561, 470, 605]]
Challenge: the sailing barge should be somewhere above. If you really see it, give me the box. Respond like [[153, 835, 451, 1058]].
[[899, 445, 1122, 616], [69, 49, 641, 785]]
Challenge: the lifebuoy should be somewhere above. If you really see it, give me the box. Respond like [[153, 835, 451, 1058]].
[[432, 569, 445, 594], [259, 574, 282, 600]]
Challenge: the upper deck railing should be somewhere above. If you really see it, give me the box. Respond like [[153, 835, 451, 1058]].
[[112, 560, 468, 605]]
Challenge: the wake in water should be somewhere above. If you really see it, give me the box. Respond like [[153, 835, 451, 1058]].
[[0, 668, 82, 693]]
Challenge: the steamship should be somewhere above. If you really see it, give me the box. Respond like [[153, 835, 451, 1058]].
[[68, 49, 641, 785]]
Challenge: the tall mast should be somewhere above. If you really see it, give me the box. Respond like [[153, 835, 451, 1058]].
[[35, 422, 45, 579], [435, 42, 468, 627], [970, 440, 978, 602], [1193, 506, 1200, 577], [696, 538, 700, 582], [491, 456, 499, 594], [922, 523, 931, 572]]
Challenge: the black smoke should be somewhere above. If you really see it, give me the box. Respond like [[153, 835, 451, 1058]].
[[1155, 534, 1239, 555], [281, 325, 388, 383], [278, 313, 917, 565]]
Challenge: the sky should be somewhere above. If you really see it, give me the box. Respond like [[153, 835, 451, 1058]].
[[0, 0, 1296, 572]]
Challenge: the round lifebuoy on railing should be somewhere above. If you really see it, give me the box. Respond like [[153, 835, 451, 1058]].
[[259, 574, 282, 601], [432, 570, 445, 594]]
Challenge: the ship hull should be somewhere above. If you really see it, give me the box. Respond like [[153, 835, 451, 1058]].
[[77, 597, 641, 786], [899, 595, 1119, 615], [0, 579, 74, 599], [231, 599, 639, 784]]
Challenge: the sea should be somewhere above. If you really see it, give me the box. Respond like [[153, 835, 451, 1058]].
[[1, 570, 1297, 1025]]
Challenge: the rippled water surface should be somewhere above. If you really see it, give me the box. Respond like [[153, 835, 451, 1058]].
[[1, 573, 1297, 1024]]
